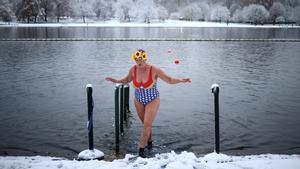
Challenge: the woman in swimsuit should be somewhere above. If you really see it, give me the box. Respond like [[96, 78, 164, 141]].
[[105, 49, 191, 158]]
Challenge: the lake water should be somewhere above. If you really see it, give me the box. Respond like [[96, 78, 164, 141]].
[[0, 27, 300, 160]]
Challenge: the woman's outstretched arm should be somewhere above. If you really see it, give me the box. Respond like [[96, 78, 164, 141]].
[[155, 66, 191, 84], [105, 67, 133, 84]]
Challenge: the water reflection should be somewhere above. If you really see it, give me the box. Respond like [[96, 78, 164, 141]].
[[0, 27, 300, 39]]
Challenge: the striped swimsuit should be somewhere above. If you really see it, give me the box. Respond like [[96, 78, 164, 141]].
[[133, 65, 159, 105]]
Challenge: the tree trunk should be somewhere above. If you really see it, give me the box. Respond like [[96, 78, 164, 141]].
[[83, 16, 85, 23], [34, 16, 37, 23], [57, 16, 60, 23], [27, 16, 30, 23], [45, 9, 48, 22]]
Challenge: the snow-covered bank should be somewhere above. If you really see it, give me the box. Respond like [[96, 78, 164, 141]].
[[0, 20, 299, 28], [1, 151, 299, 169]]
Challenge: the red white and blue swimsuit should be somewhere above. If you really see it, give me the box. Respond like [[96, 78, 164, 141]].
[[133, 65, 159, 105]]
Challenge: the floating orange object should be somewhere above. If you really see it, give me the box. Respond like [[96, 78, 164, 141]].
[[174, 59, 180, 64]]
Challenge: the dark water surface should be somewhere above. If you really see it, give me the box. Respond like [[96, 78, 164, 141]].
[[0, 27, 300, 159], [0, 27, 300, 39]]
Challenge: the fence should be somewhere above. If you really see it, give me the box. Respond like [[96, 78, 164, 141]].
[[114, 84, 130, 152]]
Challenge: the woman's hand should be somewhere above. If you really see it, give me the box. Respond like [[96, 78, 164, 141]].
[[105, 77, 118, 83], [180, 78, 191, 83]]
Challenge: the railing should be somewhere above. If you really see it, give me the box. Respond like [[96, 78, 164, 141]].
[[78, 83, 220, 158], [114, 84, 130, 152]]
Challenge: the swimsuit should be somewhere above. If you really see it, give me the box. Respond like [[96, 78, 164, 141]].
[[133, 65, 159, 105]]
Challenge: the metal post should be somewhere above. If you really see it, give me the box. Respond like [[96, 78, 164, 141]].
[[86, 84, 94, 150], [115, 85, 120, 152], [123, 85, 128, 121], [78, 84, 104, 160], [211, 84, 220, 154], [120, 85, 124, 133], [127, 85, 130, 113]]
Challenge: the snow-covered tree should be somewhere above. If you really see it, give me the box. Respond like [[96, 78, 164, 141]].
[[92, 0, 111, 20], [197, 2, 210, 21], [292, 6, 300, 24], [72, 0, 94, 23], [284, 0, 299, 7], [0, 5, 12, 22], [158, 0, 180, 14], [157, 5, 168, 21], [169, 12, 180, 20], [269, 2, 286, 23], [179, 4, 204, 21], [210, 5, 230, 22], [113, 0, 133, 22], [0, 0, 14, 22], [229, 3, 241, 17], [242, 4, 270, 24], [129, 0, 158, 22], [275, 16, 285, 22], [53, 0, 71, 22], [231, 8, 244, 22]]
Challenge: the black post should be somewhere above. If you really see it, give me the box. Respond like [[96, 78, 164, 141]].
[[86, 84, 94, 150], [120, 85, 124, 133], [127, 85, 130, 113], [115, 85, 120, 152], [123, 85, 128, 122], [211, 84, 220, 154]]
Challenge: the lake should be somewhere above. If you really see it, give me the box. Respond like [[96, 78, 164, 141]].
[[0, 27, 300, 159]]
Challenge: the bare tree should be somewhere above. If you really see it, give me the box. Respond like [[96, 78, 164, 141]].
[[53, 0, 71, 22], [16, 0, 39, 23], [38, 0, 55, 22]]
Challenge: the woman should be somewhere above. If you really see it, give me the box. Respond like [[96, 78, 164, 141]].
[[105, 49, 191, 158]]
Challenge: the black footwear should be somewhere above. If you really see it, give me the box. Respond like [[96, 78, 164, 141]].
[[138, 148, 146, 158], [147, 140, 153, 149]]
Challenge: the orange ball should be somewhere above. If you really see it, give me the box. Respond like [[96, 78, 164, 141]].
[[174, 59, 180, 64]]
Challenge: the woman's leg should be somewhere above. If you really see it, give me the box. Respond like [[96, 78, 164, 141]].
[[134, 98, 145, 122], [139, 97, 160, 148], [134, 98, 152, 142]]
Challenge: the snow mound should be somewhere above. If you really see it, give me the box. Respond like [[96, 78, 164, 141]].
[[0, 151, 300, 169], [78, 149, 104, 160]]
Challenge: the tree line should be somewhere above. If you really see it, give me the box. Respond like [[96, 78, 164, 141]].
[[0, 0, 299, 24]]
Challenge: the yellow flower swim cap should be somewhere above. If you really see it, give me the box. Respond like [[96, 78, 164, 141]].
[[132, 49, 147, 61]]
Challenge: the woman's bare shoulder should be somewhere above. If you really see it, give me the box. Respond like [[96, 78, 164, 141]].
[[151, 65, 163, 74], [129, 65, 135, 71], [151, 65, 161, 71]]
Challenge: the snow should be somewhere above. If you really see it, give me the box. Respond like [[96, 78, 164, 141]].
[[0, 20, 299, 28], [78, 149, 104, 160], [86, 84, 93, 88], [1, 151, 299, 169], [211, 84, 219, 90]]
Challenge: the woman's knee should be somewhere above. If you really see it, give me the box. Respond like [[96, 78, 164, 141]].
[[143, 120, 152, 129]]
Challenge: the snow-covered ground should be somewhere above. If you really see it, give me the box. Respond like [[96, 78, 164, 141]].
[[1, 151, 299, 169], [0, 20, 299, 28]]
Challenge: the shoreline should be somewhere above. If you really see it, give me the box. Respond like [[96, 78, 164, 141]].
[[0, 20, 299, 28], [1, 151, 300, 169]]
